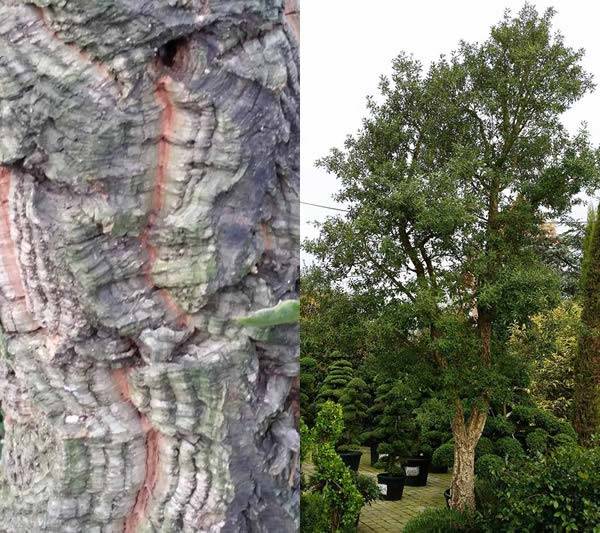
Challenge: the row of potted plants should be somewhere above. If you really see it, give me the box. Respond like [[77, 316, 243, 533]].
[[336, 442, 433, 501]]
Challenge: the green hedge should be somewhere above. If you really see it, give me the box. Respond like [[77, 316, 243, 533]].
[[404, 508, 477, 533], [479, 445, 600, 531]]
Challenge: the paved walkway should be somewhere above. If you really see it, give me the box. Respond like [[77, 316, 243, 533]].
[[356, 448, 452, 532]]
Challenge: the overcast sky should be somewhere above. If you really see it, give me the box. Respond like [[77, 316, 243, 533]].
[[300, 0, 600, 263]]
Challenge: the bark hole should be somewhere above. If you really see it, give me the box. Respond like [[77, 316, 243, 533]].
[[157, 37, 188, 69]]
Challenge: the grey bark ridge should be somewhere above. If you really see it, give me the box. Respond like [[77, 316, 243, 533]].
[[0, 0, 299, 531]]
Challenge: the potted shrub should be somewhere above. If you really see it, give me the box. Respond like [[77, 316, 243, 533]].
[[375, 443, 408, 500], [316, 358, 354, 407], [431, 442, 454, 474], [336, 443, 363, 472], [336, 376, 370, 471], [301, 401, 364, 531], [404, 453, 431, 486], [354, 473, 382, 526], [360, 382, 392, 466], [339, 377, 371, 443]]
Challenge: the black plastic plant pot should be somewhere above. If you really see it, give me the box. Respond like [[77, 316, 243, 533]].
[[370, 443, 379, 466], [377, 472, 406, 501], [339, 451, 362, 472], [444, 488, 452, 508], [404, 457, 430, 486]]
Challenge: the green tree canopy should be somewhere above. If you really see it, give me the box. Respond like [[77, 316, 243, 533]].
[[305, 4, 600, 510], [301, 266, 379, 368], [509, 300, 580, 420], [574, 204, 600, 444]]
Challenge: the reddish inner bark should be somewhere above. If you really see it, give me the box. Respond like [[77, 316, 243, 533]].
[[112, 368, 161, 532], [284, 0, 300, 40], [111, 367, 132, 400], [0, 167, 39, 328], [124, 427, 160, 533], [138, 77, 191, 328]]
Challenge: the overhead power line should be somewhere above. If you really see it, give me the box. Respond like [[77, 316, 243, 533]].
[[300, 200, 348, 212]]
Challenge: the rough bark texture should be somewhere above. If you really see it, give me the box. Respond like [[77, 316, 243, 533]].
[[449, 401, 486, 512], [0, 1, 299, 531]]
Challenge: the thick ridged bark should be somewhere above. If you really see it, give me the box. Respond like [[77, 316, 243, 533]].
[[0, 1, 299, 531], [449, 401, 486, 512]]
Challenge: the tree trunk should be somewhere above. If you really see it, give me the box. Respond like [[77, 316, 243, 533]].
[[447, 304, 490, 511], [0, 1, 299, 531], [449, 400, 487, 512]]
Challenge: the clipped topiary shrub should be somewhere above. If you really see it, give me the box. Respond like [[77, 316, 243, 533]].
[[494, 437, 525, 460], [339, 377, 371, 444], [432, 442, 454, 469], [483, 416, 515, 439], [554, 419, 578, 441], [525, 428, 549, 455], [509, 405, 537, 427], [475, 436, 494, 458], [403, 507, 477, 533], [300, 356, 321, 426], [532, 408, 563, 434], [316, 359, 355, 407], [553, 432, 577, 447], [475, 453, 504, 479]]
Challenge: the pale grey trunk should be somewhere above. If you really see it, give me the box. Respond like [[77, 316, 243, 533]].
[[0, 1, 299, 531], [449, 401, 486, 512]]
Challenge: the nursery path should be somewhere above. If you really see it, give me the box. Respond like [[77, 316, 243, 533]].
[[356, 448, 452, 532]]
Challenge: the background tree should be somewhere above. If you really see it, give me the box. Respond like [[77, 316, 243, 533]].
[[574, 204, 600, 445], [300, 356, 322, 426], [301, 266, 376, 368], [306, 5, 599, 510], [0, 1, 299, 530], [509, 300, 580, 420]]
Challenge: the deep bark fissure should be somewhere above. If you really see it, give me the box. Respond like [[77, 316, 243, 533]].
[[0, 1, 299, 530]]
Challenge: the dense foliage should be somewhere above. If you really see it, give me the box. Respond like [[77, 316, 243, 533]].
[[301, 402, 364, 531], [478, 445, 600, 531], [304, 3, 600, 509], [301, 267, 377, 369], [339, 377, 371, 445], [407, 445, 600, 532], [574, 205, 600, 445], [317, 359, 355, 413], [301, 402, 383, 532], [509, 300, 580, 419]]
